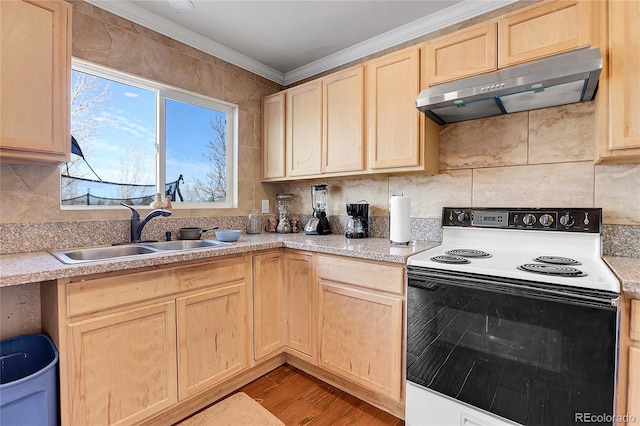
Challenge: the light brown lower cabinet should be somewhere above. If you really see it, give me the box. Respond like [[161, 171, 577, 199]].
[[316, 255, 405, 403], [252, 250, 315, 361], [177, 283, 248, 398], [68, 301, 178, 425], [628, 299, 640, 422], [318, 281, 403, 401], [284, 251, 315, 358], [252, 252, 286, 359], [42, 255, 251, 426], [629, 346, 639, 420], [41, 250, 406, 425]]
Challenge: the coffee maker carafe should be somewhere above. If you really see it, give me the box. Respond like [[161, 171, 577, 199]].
[[346, 201, 369, 239]]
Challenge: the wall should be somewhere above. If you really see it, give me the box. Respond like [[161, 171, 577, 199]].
[[0, 0, 282, 225]]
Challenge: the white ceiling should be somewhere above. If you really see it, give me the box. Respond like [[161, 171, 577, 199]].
[[84, 0, 519, 86]]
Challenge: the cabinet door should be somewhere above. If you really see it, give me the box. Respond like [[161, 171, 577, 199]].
[[262, 92, 286, 180], [322, 66, 365, 174], [498, 0, 591, 68], [286, 81, 322, 177], [0, 0, 71, 164], [284, 252, 315, 358], [366, 47, 421, 170], [318, 281, 403, 401], [426, 22, 497, 86], [68, 301, 178, 426], [608, 0, 640, 152], [177, 283, 248, 398], [253, 252, 285, 359], [629, 346, 640, 421]]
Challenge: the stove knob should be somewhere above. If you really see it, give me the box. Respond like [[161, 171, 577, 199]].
[[560, 213, 575, 228], [522, 214, 536, 226], [457, 212, 469, 224], [539, 214, 554, 227]]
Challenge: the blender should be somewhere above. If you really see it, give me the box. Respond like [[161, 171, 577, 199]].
[[304, 184, 331, 235]]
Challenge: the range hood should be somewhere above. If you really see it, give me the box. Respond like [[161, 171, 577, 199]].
[[416, 48, 602, 125]]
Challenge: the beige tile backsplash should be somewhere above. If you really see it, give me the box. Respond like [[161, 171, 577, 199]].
[[280, 107, 639, 226], [439, 112, 529, 170], [528, 103, 595, 164], [0, 0, 638, 230], [472, 162, 595, 208]]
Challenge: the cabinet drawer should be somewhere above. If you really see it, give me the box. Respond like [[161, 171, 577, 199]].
[[67, 257, 246, 317], [632, 299, 640, 341], [317, 255, 404, 295]]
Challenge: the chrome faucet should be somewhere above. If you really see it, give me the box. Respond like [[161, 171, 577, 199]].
[[121, 203, 171, 243]]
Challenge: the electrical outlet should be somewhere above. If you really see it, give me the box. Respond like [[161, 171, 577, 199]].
[[261, 199, 269, 214]]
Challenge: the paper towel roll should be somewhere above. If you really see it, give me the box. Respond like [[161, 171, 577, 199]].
[[389, 195, 411, 244]]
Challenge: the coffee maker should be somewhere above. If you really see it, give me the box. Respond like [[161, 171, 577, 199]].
[[345, 201, 369, 239], [304, 184, 331, 235]]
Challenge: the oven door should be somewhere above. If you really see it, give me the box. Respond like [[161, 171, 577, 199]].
[[407, 266, 620, 426]]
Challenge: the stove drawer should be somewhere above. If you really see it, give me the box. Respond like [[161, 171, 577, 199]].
[[632, 299, 640, 341]]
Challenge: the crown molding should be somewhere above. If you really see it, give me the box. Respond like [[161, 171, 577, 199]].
[[83, 0, 285, 84], [283, 0, 518, 85], [83, 0, 519, 87]]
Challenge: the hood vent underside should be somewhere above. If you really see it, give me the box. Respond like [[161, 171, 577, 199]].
[[416, 48, 602, 125]]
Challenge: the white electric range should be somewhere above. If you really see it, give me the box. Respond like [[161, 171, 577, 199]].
[[406, 207, 620, 426]]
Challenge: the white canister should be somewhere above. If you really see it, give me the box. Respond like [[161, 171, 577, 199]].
[[389, 195, 411, 244]]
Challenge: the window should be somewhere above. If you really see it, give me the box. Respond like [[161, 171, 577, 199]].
[[62, 59, 237, 208]]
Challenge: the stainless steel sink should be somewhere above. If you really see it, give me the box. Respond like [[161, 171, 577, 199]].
[[51, 244, 158, 264], [143, 239, 230, 250], [50, 239, 232, 264]]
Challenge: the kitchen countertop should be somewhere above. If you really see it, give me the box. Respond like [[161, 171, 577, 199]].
[[1, 234, 637, 294], [0, 234, 438, 288], [604, 256, 640, 295]]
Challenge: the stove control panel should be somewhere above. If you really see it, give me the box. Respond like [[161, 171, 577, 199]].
[[442, 208, 602, 233]]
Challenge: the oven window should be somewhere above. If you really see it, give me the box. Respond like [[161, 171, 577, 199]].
[[407, 275, 618, 426]]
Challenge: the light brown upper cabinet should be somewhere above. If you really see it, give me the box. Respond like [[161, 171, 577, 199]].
[[262, 93, 286, 180], [286, 80, 323, 177], [498, 0, 591, 68], [426, 22, 498, 86], [262, 47, 439, 180], [322, 65, 365, 174], [424, 0, 593, 88], [593, 0, 640, 163], [0, 0, 71, 165], [367, 46, 438, 172]]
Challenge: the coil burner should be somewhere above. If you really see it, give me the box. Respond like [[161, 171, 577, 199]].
[[431, 255, 470, 264], [445, 249, 492, 258], [517, 263, 587, 277], [534, 256, 581, 265]]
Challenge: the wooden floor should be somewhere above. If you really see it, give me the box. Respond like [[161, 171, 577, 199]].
[[231, 364, 405, 426]]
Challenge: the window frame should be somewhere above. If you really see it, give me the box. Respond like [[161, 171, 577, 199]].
[[64, 58, 238, 210]]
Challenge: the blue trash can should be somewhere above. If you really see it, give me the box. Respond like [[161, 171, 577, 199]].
[[0, 334, 59, 426]]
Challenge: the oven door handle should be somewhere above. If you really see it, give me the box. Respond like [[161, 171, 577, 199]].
[[408, 268, 619, 309]]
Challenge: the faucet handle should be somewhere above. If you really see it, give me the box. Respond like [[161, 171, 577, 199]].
[[120, 202, 140, 219]]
